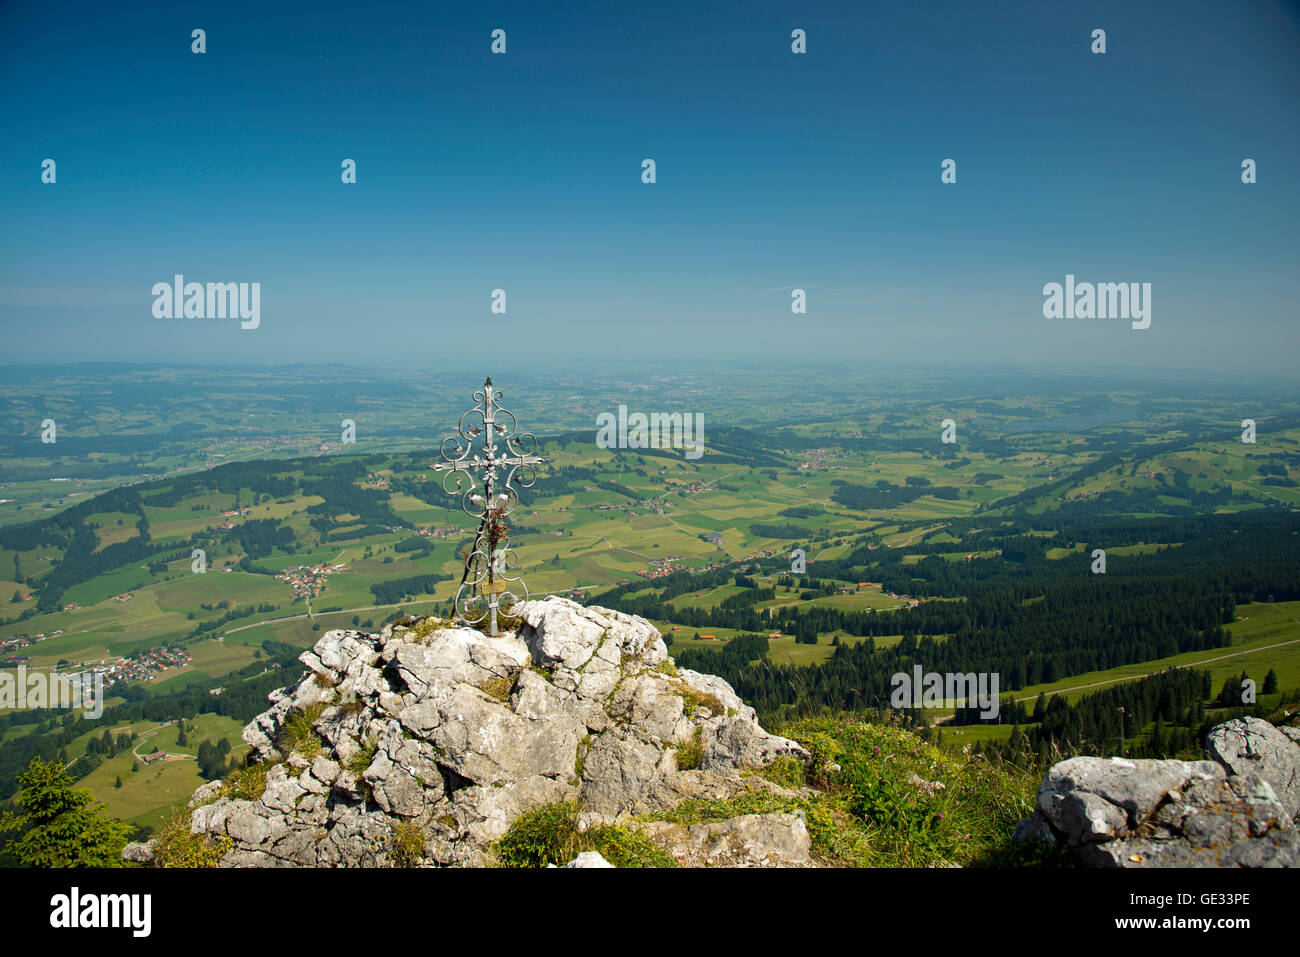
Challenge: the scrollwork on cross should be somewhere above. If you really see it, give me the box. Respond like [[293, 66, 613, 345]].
[[429, 377, 546, 635]]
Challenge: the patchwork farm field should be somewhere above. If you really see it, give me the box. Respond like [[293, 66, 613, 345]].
[[2, 368, 1299, 840]]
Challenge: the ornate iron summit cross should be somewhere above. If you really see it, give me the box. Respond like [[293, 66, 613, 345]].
[[429, 377, 546, 635]]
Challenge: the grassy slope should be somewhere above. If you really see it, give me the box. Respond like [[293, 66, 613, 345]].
[[497, 716, 1041, 868]]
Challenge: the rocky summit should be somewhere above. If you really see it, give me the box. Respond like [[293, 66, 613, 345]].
[[151, 596, 812, 867], [1014, 716, 1300, 867]]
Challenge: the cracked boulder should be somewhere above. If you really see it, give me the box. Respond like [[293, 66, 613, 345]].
[[1014, 719, 1300, 867], [1205, 716, 1300, 818], [640, 812, 813, 867]]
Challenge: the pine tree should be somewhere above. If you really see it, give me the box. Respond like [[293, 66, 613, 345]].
[[1263, 669, 1279, 694], [1149, 717, 1167, 757], [1216, 675, 1237, 706], [0, 757, 130, 867]]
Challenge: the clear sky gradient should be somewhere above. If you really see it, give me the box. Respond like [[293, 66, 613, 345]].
[[1, 0, 1297, 379]]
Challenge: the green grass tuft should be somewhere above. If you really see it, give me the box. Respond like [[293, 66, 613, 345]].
[[674, 727, 703, 771], [152, 809, 231, 867], [346, 740, 378, 776], [388, 819, 426, 866], [479, 673, 517, 702], [494, 800, 677, 868], [670, 679, 725, 717], [276, 702, 327, 758], [219, 761, 273, 801], [744, 754, 805, 790], [412, 617, 458, 641]]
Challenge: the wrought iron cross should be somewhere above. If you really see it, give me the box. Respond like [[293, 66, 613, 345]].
[[429, 377, 545, 635]]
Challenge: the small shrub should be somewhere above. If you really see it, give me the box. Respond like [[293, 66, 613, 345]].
[[776, 716, 1038, 867], [494, 801, 578, 867], [797, 729, 844, 789]]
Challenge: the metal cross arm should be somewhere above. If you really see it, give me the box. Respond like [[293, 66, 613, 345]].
[[428, 377, 546, 635]]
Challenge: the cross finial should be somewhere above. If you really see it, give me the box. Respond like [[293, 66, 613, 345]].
[[429, 377, 546, 634]]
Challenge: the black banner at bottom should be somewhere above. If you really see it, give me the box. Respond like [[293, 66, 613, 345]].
[[4, 865, 1283, 944]]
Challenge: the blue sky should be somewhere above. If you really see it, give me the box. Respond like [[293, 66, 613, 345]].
[[1, 0, 1297, 378]]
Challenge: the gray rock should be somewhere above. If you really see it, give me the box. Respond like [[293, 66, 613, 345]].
[[1077, 772, 1299, 868], [510, 667, 572, 720], [453, 775, 577, 846], [699, 714, 810, 772], [521, 597, 668, 695], [315, 630, 379, 674], [364, 749, 426, 817], [188, 779, 224, 808], [1205, 716, 1300, 818], [1015, 719, 1300, 867], [259, 764, 308, 813], [121, 840, 156, 864], [387, 628, 528, 697], [1035, 756, 1222, 845], [579, 728, 665, 815], [640, 812, 812, 867], [565, 851, 614, 868], [419, 683, 583, 785], [180, 600, 807, 868], [311, 756, 341, 786], [332, 769, 365, 802], [609, 674, 686, 742]]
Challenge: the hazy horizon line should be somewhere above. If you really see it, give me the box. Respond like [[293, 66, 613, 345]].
[[1, 357, 1296, 394]]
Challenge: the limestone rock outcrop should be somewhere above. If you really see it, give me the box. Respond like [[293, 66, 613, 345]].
[[639, 812, 812, 867], [175, 596, 808, 867], [1014, 717, 1300, 867]]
